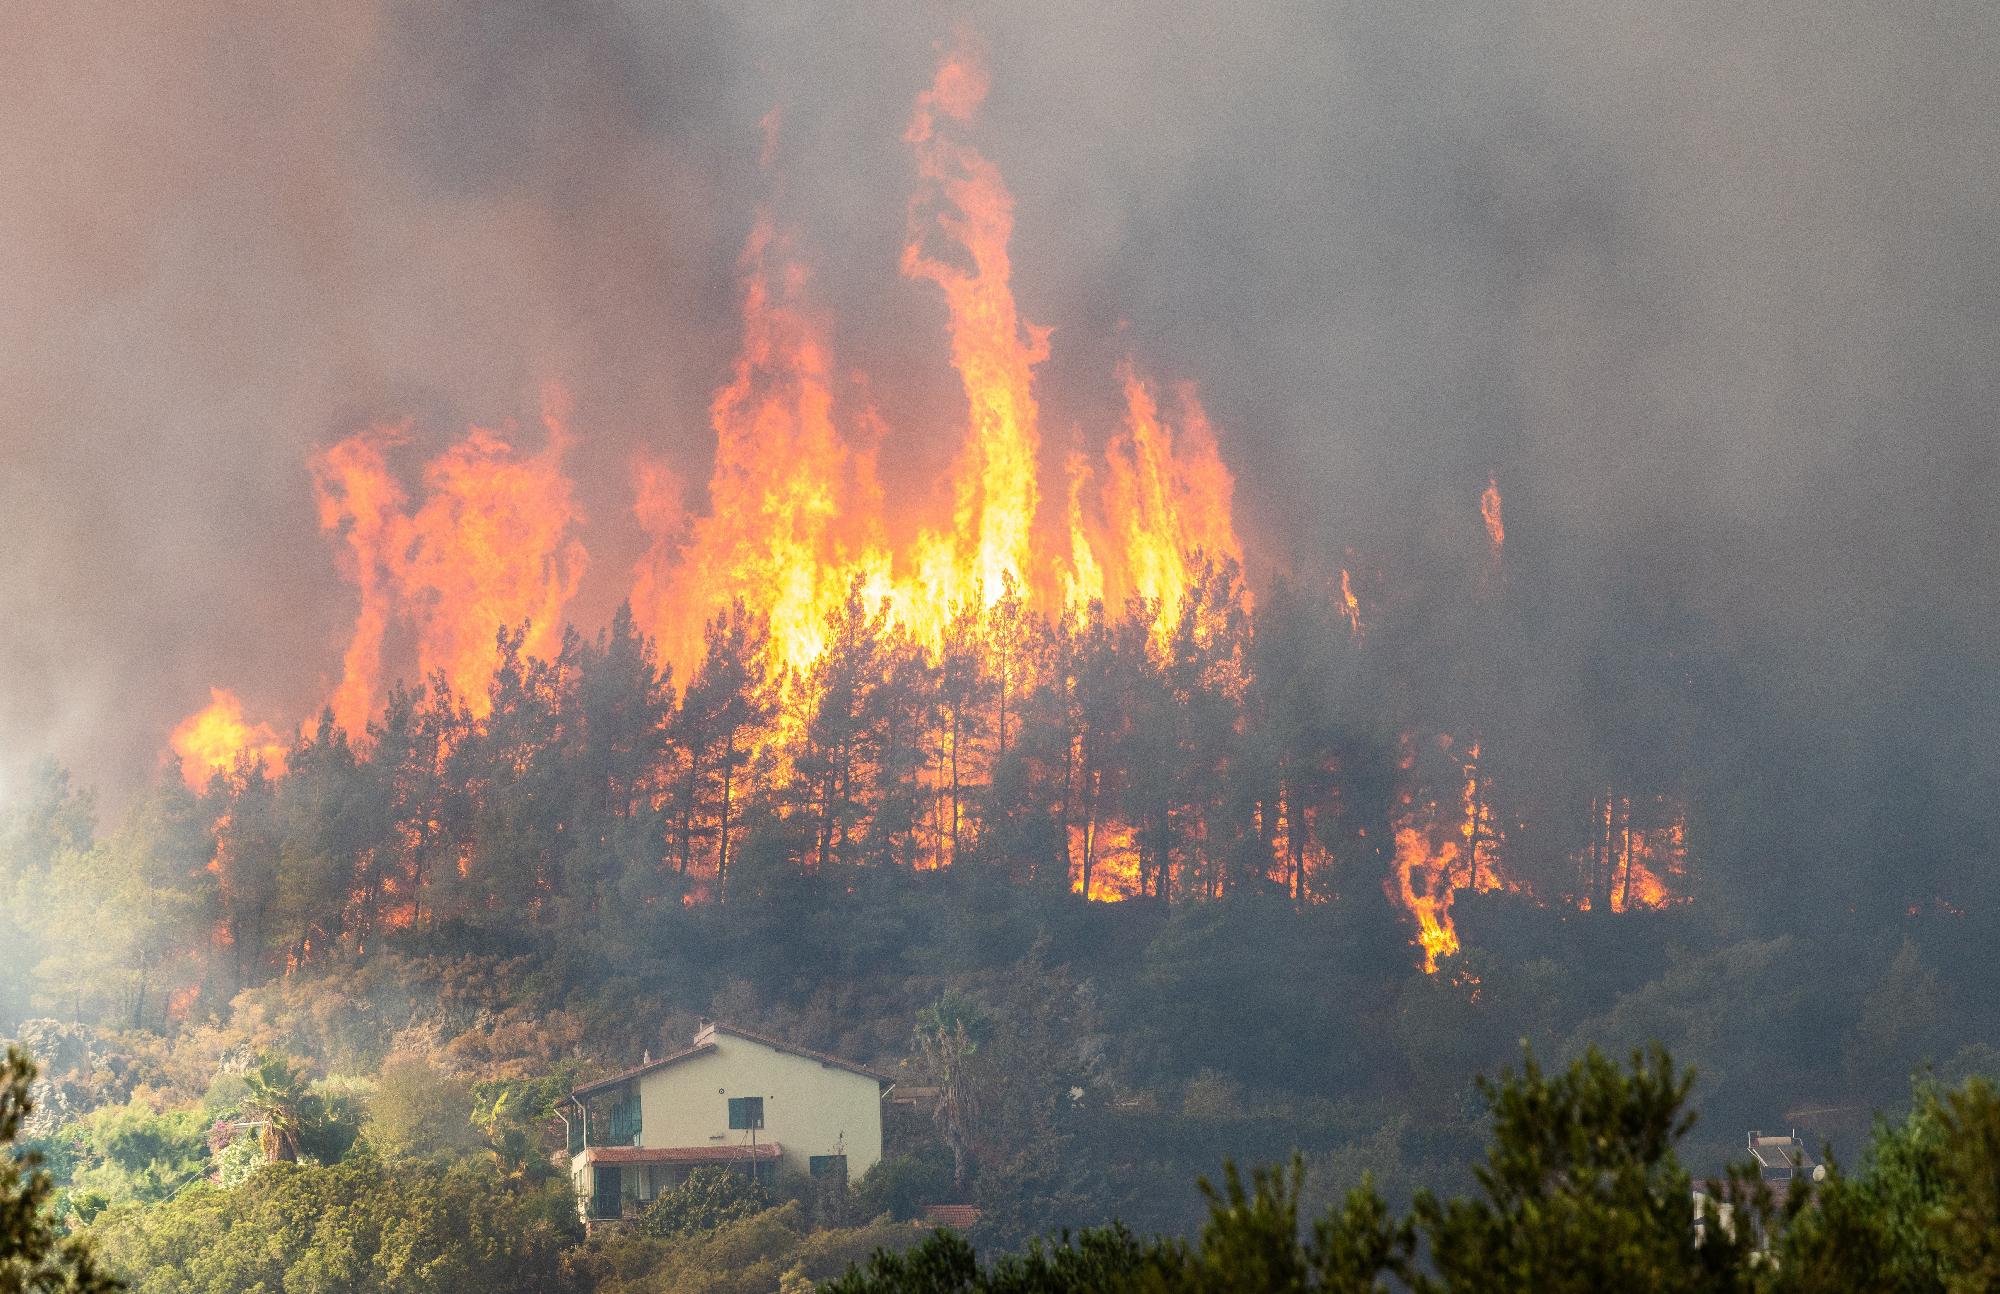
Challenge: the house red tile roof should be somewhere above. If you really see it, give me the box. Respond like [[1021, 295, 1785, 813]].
[[579, 1142, 783, 1165], [706, 1022, 897, 1085], [568, 1021, 894, 1101], [570, 1041, 718, 1099], [921, 1205, 982, 1230]]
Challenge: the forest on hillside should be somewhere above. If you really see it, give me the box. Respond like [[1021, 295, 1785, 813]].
[[4, 582, 1998, 1291], [7, 0, 1999, 1285]]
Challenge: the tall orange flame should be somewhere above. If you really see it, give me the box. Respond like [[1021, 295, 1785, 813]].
[[1386, 736, 1518, 971], [634, 40, 1246, 683], [311, 430, 404, 735], [239, 385, 586, 748], [903, 43, 1051, 612], [389, 387, 587, 714], [175, 40, 1257, 914], [1393, 824, 1463, 973], [633, 218, 879, 676], [1338, 568, 1363, 640], [1103, 367, 1244, 633]]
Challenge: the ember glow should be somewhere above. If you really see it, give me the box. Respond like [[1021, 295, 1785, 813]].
[[1338, 568, 1363, 641], [1575, 793, 1690, 914]]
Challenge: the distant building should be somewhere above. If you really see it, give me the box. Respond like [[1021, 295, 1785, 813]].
[[564, 1020, 894, 1224], [1690, 1190, 1737, 1248], [1747, 1130, 1823, 1185], [1694, 1129, 1826, 1251]]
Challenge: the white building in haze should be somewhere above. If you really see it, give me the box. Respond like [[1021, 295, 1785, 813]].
[[565, 1020, 894, 1223]]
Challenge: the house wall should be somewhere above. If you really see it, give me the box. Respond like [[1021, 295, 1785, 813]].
[[634, 1033, 884, 1180]]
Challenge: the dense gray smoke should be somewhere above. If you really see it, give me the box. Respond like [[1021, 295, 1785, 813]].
[[2, 0, 1995, 906]]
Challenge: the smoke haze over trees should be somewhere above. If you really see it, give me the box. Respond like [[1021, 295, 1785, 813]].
[[2, 0, 1996, 931], [4, 4, 2000, 1288]]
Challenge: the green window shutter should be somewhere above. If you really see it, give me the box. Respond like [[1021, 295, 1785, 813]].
[[727, 1096, 764, 1129], [609, 1093, 642, 1144]]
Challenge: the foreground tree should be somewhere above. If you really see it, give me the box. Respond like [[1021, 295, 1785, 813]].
[[0, 1045, 122, 1294], [87, 1155, 580, 1294], [829, 1046, 1769, 1293], [1771, 1076, 2000, 1293], [1406, 1045, 1760, 1293]]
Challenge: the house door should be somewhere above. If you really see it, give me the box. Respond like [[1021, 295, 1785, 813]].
[[592, 1165, 621, 1219]]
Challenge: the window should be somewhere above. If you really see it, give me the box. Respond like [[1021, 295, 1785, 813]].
[[809, 1154, 848, 1184], [727, 1095, 764, 1129]]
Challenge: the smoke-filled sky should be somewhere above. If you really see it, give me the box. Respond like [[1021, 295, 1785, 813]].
[[4, 0, 1996, 886]]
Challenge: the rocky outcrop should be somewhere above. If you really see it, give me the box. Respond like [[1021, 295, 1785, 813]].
[[5, 1018, 138, 1137]]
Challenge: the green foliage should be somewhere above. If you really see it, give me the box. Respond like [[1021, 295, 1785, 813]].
[[1771, 1075, 2000, 1294], [59, 1101, 210, 1220], [825, 1225, 1160, 1294], [1406, 1045, 1761, 1293], [471, 1063, 586, 1176], [636, 1167, 771, 1241], [87, 1154, 580, 1294], [915, 991, 996, 1191], [364, 1054, 477, 1160], [588, 1201, 915, 1294], [0, 1044, 123, 1293], [832, 1048, 1773, 1294], [19, 780, 212, 1030], [1931, 1078, 2000, 1292], [1843, 942, 1949, 1096], [854, 1151, 955, 1223], [231, 1054, 361, 1166]]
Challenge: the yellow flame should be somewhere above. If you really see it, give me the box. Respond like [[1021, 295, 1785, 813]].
[[170, 689, 287, 788]]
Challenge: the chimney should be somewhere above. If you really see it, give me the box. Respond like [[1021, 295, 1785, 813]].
[[695, 1017, 716, 1044]]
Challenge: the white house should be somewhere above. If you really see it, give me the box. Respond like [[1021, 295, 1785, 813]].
[[565, 1020, 894, 1222]]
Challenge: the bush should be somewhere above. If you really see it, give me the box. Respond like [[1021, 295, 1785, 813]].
[[589, 1201, 916, 1294], [853, 1150, 954, 1223], [637, 1166, 770, 1240], [365, 1053, 478, 1159], [88, 1155, 582, 1294]]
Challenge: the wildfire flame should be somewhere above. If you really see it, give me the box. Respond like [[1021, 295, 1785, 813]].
[[1338, 567, 1363, 640], [631, 215, 879, 675], [160, 36, 1691, 943], [903, 46, 1050, 613], [308, 387, 587, 732], [170, 689, 287, 789], [1387, 737, 1518, 972], [1575, 793, 1689, 913], [632, 41, 1241, 678], [1393, 824, 1463, 974]]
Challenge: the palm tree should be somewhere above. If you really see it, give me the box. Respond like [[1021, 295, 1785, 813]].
[[239, 1054, 321, 1164], [914, 992, 993, 1191]]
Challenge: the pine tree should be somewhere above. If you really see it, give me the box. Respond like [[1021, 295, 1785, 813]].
[[0, 1046, 122, 1293]]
